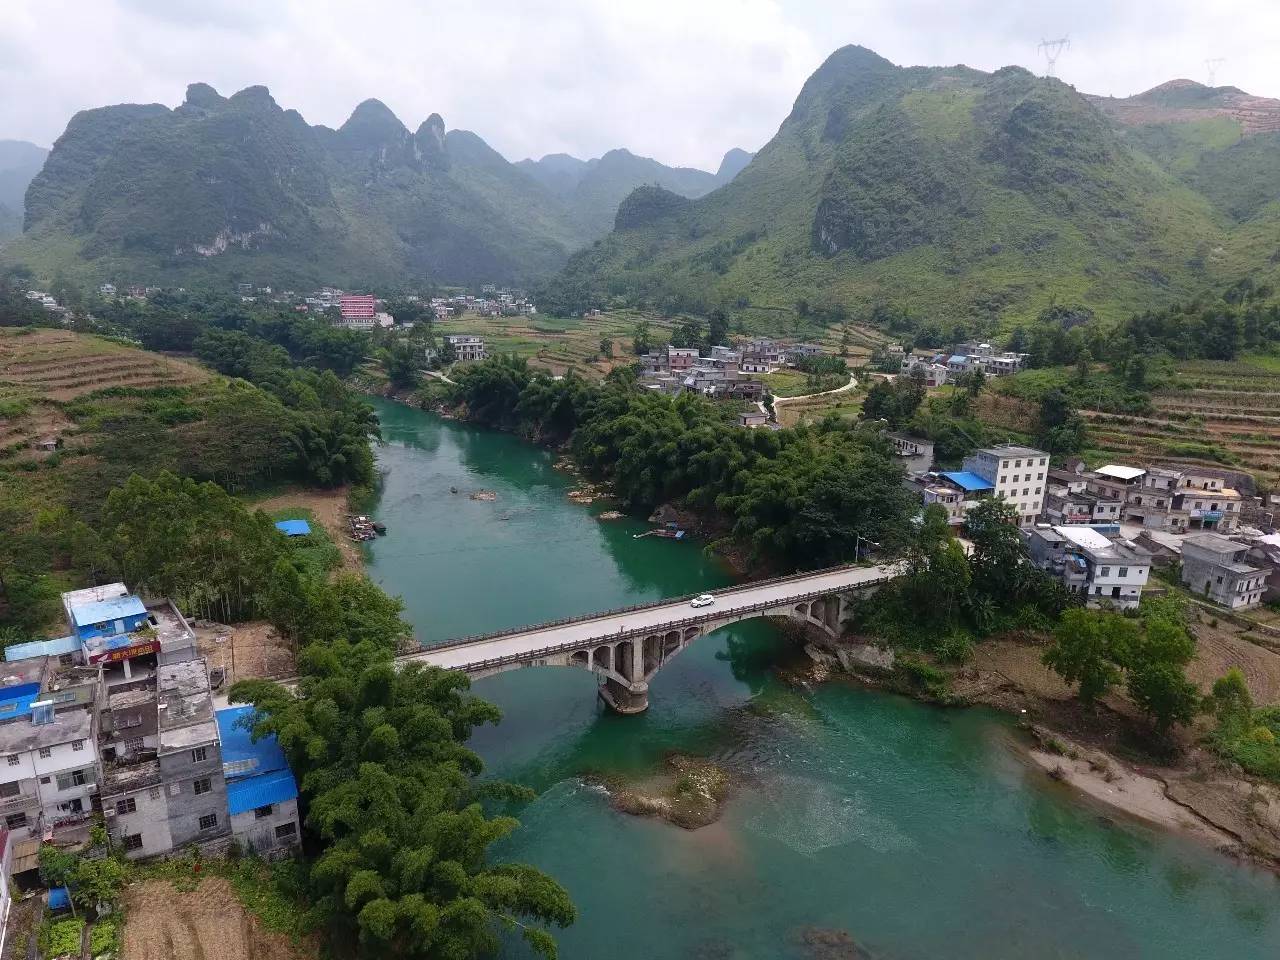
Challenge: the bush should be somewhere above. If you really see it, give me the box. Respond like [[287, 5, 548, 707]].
[[89, 917, 119, 957], [898, 656, 949, 699], [39, 917, 84, 959]]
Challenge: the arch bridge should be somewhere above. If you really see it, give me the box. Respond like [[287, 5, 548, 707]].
[[401, 563, 903, 713]]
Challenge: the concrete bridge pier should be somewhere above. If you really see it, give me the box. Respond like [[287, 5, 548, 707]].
[[598, 676, 649, 714]]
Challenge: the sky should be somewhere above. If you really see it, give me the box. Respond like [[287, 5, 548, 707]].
[[3, 1, 1277, 170]]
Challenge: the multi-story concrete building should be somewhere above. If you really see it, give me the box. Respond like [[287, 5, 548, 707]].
[[1123, 466, 1244, 533], [337, 294, 377, 330], [216, 706, 300, 855], [888, 433, 935, 474], [156, 660, 229, 849], [0, 705, 98, 840], [443, 334, 487, 362], [962, 444, 1049, 527], [1180, 533, 1270, 609], [1024, 525, 1152, 609]]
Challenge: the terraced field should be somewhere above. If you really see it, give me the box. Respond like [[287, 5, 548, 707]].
[[0, 328, 209, 458], [434, 310, 885, 380], [1082, 358, 1280, 483]]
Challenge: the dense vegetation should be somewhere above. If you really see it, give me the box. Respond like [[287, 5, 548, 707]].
[[549, 46, 1278, 329], [3, 85, 738, 289], [0, 284, 380, 632], [854, 499, 1076, 663], [446, 356, 917, 568]]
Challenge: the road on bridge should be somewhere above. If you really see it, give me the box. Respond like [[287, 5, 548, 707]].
[[405, 562, 902, 671]]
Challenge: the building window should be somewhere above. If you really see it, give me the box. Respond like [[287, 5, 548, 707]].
[[0, 781, 19, 798], [116, 798, 136, 815], [198, 813, 218, 831], [191, 747, 207, 764], [193, 777, 212, 796], [1119, 567, 1128, 578], [38, 748, 51, 759], [149, 787, 161, 800], [275, 822, 297, 840], [55, 769, 88, 791], [5, 812, 26, 829], [254, 804, 274, 819], [1100, 567, 1111, 577], [124, 738, 144, 753], [1015, 460, 1022, 468], [72, 740, 84, 752], [122, 834, 143, 852], [6, 755, 17, 767]]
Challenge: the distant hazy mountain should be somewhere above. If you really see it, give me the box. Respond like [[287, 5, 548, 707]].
[[554, 46, 1279, 325], [0, 140, 48, 242], [6, 84, 585, 287], [515, 146, 751, 237]]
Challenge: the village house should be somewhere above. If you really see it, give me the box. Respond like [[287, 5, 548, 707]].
[[909, 470, 994, 526], [1122, 466, 1244, 533], [0, 699, 98, 843], [216, 705, 301, 854], [961, 444, 1049, 527], [1180, 533, 1270, 609], [887, 433, 934, 473], [737, 410, 769, 429], [1023, 525, 1152, 609], [443, 334, 487, 362], [336, 294, 377, 331]]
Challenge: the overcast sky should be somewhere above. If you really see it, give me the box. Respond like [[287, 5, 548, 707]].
[[4, 1, 1276, 170]]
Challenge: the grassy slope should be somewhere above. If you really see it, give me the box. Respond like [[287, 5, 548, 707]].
[[560, 52, 1261, 330]]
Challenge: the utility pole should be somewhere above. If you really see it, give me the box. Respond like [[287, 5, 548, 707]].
[[1205, 57, 1225, 86], [1038, 37, 1070, 78]]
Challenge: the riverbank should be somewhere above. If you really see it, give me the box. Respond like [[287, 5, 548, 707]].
[[795, 630, 1280, 873], [372, 389, 1280, 869]]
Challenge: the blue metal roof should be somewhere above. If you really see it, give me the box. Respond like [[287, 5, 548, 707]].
[[5, 635, 81, 662], [216, 705, 289, 777], [226, 768, 298, 816], [48, 886, 71, 910], [940, 470, 994, 493], [0, 692, 38, 720], [275, 519, 312, 537], [69, 595, 147, 627], [948, 355, 968, 364]]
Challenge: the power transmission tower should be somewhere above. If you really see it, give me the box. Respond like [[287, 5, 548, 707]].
[[1205, 57, 1225, 86], [1038, 37, 1070, 78]]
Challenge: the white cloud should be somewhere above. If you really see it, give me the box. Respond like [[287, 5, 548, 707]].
[[3, 0, 1277, 170]]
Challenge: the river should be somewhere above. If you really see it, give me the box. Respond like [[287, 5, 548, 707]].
[[364, 397, 1280, 960]]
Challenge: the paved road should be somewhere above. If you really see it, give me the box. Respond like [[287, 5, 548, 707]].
[[406, 562, 903, 671]]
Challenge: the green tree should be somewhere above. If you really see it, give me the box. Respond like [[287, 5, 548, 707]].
[[599, 338, 613, 358], [385, 340, 422, 390], [231, 658, 575, 959], [1042, 608, 1136, 703], [1208, 668, 1253, 728], [631, 321, 652, 356]]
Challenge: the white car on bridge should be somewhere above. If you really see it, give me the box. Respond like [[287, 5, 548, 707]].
[[689, 594, 715, 608]]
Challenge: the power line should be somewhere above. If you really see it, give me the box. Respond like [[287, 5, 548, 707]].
[[1205, 57, 1226, 87], [1038, 37, 1070, 78]]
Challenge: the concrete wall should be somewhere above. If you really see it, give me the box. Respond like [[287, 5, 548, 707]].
[[107, 786, 173, 859], [229, 798, 300, 854], [159, 743, 229, 846]]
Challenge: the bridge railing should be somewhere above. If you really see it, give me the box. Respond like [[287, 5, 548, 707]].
[[411, 561, 901, 656], [406, 574, 898, 673]]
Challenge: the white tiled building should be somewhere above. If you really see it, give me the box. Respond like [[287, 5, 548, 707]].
[[962, 444, 1049, 527]]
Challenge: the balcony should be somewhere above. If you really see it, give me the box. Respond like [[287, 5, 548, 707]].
[[0, 790, 37, 812]]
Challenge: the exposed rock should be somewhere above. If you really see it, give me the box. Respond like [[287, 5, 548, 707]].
[[597, 510, 624, 520], [469, 490, 497, 501], [835, 642, 895, 674], [797, 927, 875, 959], [597, 755, 731, 829]]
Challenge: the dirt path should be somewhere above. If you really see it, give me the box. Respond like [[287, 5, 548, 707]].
[[253, 486, 363, 570], [121, 878, 312, 960]]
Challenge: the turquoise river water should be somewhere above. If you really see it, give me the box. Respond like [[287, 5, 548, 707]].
[[364, 398, 1280, 960]]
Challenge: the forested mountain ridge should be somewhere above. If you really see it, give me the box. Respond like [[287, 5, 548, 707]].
[[515, 146, 753, 236], [4, 84, 588, 288], [0, 140, 48, 242], [4, 83, 752, 289], [552, 46, 1279, 328]]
